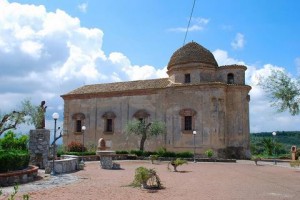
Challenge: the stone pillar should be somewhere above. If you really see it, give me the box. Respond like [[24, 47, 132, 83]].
[[29, 129, 50, 169], [291, 146, 297, 161]]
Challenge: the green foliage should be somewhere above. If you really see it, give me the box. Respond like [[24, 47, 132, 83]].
[[125, 120, 166, 151], [0, 149, 30, 172], [131, 167, 162, 189], [259, 69, 300, 115], [0, 131, 28, 150], [290, 160, 300, 168], [129, 150, 144, 156], [250, 131, 299, 157], [63, 151, 95, 156], [156, 147, 176, 158], [0, 111, 26, 135], [261, 137, 274, 156], [116, 150, 129, 154], [168, 158, 188, 172], [172, 158, 188, 166], [21, 99, 44, 129], [175, 151, 193, 158], [0, 185, 30, 200], [205, 149, 214, 158], [67, 141, 87, 152]]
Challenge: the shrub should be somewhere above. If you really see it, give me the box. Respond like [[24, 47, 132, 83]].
[[176, 151, 193, 158], [116, 150, 129, 154], [0, 150, 30, 172], [63, 151, 95, 156], [168, 158, 188, 172], [130, 150, 144, 157], [0, 131, 28, 150], [156, 147, 176, 157], [205, 149, 214, 158], [290, 160, 300, 168], [67, 141, 87, 152], [131, 166, 162, 189]]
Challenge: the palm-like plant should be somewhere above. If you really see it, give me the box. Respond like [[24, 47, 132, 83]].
[[168, 158, 188, 172]]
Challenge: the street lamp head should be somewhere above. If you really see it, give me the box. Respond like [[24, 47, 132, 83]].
[[193, 130, 197, 135], [82, 126, 86, 131], [272, 131, 276, 136], [52, 112, 59, 120]]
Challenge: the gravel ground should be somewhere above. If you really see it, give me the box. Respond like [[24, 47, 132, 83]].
[[1, 160, 300, 200]]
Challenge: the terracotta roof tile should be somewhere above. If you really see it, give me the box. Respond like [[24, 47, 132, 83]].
[[63, 78, 171, 96]]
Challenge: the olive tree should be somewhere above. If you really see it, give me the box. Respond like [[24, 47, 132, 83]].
[[259, 69, 300, 115], [125, 120, 166, 151], [0, 99, 45, 135], [0, 111, 26, 135]]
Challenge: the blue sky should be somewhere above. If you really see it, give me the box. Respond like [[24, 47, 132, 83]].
[[1, 0, 300, 133]]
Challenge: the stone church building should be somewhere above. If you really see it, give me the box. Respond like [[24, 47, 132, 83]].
[[61, 42, 251, 158]]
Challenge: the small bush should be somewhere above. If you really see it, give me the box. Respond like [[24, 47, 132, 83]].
[[0, 150, 30, 172], [63, 151, 96, 156], [176, 151, 193, 158], [0, 131, 28, 151], [116, 150, 129, 154], [155, 147, 175, 157], [205, 149, 214, 158], [130, 150, 144, 157], [67, 141, 87, 152], [131, 166, 162, 189]]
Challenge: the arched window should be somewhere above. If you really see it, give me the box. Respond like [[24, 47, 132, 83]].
[[133, 109, 150, 122], [227, 73, 234, 84], [102, 111, 116, 133], [72, 113, 85, 133]]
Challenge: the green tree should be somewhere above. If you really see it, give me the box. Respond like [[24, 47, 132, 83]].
[[125, 120, 166, 151], [0, 100, 45, 135], [259, 69, 300, 115], [261, 137, 274, 156], [21, 100, 45, 129], [0, 111, 26, 135]]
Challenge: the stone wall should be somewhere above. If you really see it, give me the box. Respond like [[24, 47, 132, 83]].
[[48, 156, 78, 174], [29, 129, 50, 169]]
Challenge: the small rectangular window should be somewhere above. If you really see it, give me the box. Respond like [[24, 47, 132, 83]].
[[106, 119, 113, 132], [184, 116, 192, 130], [185, 74, 191, 83], [76, 120, 82, 132]]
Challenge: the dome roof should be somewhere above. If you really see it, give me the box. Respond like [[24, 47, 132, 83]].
[[167, 42, 218, 70]]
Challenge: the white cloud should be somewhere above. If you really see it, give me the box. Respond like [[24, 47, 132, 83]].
[[168, 17, 209, 32], [231, 33, 245, 50], [1, 0, 299, 133], [213, 50, 300, 132], [213, 49, 245, 65], [77, 3, 88, 13], [0, 0, 166, 125]]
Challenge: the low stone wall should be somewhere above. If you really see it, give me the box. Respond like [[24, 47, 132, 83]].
[[48, 157, 78, 174], [0, 165, 39, 187]]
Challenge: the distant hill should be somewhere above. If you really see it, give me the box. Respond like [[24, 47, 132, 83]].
[[251, 131, 300, 150]]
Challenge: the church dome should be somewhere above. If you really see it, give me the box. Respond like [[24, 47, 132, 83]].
[[167, 41, 218, 70]]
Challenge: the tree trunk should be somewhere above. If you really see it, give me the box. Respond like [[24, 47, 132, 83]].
[[140, 132, 147, 151]]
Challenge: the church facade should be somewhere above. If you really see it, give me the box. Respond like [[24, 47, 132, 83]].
[[61, 42, 251, 158]]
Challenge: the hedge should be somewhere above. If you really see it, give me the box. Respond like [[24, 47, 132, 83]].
[[0, 150, 30, 172]]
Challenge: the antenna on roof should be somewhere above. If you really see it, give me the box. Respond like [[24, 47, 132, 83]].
[[183, 0, 196, 46]]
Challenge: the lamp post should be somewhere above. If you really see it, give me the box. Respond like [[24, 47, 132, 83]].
[[193, 130, 197, 163], [51, 112, 59, 175], [81, 125, 86, 164], [272, 131, 277, 165]]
